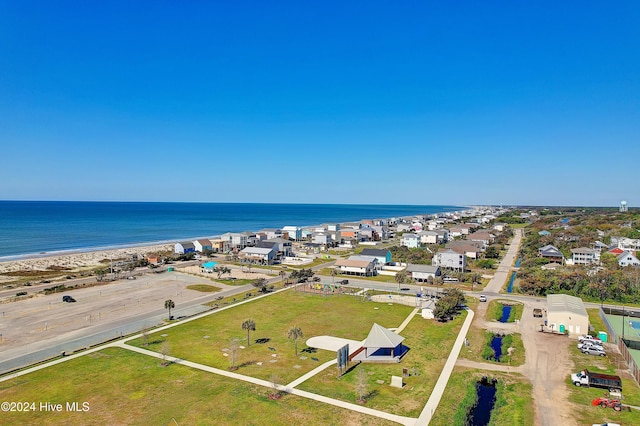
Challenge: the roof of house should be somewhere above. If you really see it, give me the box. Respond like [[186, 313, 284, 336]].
[[468, 231, 493, 240], [240, 247, 275, 255], [608, 247, 625, 255], [617, 251, 639, 261], [196, 239, 212, 246], [177, 242, 195, 249], [360, 249, 390, 257], [402, 233, 419, 239], [571, 247, 598, 254], [546, 294, 588, 318], [334, 258, 374, 268], [256, 241, 279, 249], [406, 264, 440, 273], [363, 323, 405, 349], [538, 245, 564, 257]]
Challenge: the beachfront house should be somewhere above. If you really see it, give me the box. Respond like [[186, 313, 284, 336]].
[[401, 233, 420, 248], [406, 264, 441, 282], [221, 233, 248, 250], [209, 238, 229, 253], [239, 247, 277, 265], [446, 241, 482, 259], [175, 242, 196, 254], [334, 257, 377, 276], [193, 239, 212, 253], [312, 233, 332, 246], [262, 238, 293, 257], [432, 248, 466, 271], [282, 226, 302, 241]]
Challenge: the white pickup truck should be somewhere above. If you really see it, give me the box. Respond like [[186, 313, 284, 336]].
[[578, 335, 601, 344]]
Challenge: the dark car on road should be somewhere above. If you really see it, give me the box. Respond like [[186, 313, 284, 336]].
[[62, 295, 76, 303]]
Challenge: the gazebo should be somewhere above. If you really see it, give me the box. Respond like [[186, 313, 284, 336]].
[[352, 323, 408, 363]]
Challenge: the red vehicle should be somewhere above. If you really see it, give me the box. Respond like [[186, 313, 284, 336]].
[[591, 397, 622, 411]]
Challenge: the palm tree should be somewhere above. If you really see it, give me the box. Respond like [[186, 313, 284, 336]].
[[164, 299, 175, 320], [287, 326, 304, 356], [252, 278, 268, 293], [395, 270, 407, 290], [242, 319, 256, 346]]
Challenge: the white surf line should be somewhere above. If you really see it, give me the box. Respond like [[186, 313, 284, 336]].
[[415, 307, 475, 425]]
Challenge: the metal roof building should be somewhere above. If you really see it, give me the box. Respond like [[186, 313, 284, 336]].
[[546, 294, 589, 336]]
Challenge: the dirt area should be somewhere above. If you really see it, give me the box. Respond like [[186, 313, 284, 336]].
[[178, 264, 273, 281], [0, 272, 232, 355]]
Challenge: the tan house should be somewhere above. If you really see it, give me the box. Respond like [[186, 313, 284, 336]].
[[334, 258, 377, 276]]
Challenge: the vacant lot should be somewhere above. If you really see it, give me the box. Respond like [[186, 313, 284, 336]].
[[129, 290, 414, 384], [0, 347, 394, 426]]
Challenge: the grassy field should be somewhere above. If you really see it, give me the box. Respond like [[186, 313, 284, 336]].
[[296, 310, 467, 417], [186, 284, 222, 292], [129, 290, 414, 384], [0, 347, 395, 426], [429, 368, 534, 426]]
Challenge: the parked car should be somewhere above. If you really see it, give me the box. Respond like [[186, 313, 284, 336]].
[[578, 335, 602, 344], [479, 295, 487, 302], [340, 279, 349, 285], [62, 295, 76, 303], [578, 340, 603, 350], [581, 346, 606, 357]]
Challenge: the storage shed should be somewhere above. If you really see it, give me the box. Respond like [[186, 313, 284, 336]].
[[546, 294, 589, 336]]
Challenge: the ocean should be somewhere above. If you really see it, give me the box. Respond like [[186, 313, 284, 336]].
[[0, 201, 464, 258]]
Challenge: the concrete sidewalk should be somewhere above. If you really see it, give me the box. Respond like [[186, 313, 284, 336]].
[[415, 307, 475, 425]]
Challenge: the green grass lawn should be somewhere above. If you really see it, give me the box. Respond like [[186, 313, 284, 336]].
[[0, 347, 394, 426], [129, 290, 414, 384], [429, 368, 534, 426], [296, 310, 468, 417], [186, 284, 222, 292], [216, 278, 255, 286]]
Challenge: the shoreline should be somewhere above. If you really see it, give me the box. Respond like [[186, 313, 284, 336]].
[[0, 207, 471, 274]]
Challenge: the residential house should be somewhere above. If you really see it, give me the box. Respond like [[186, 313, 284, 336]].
[[210, 238, 229, 253], [571, 247, 601, 266], [327, 224, 340, 232], [608, 247, 625, 256], [359, 228, 374, 241], [221, 232, 248, 250], [467, 231, 495, 249], [417, 230, 441, 245], [349, 255, 381, 271], [446, 241, 483, 259], [174, 242, 195, 254], [538, 245, 565, 263], [360, 249, 392, 266], [435, 229, 450, 243], [312, 233, 332, 246], [282, 226, 302, 241], [617, 251, 640, 267], [612, 237, 640, 252], [396, 223, 413, 233], [432, 249, 466, 271], [406, 264, 441, 282], [449, 227, 463, 238], [239, 247, 277, 265], [334, 257, 377, 276], [262, 238, 293, 257], [401, 233, 420, 248], [193, 239, 212, 253], [147, 254, 160, 265], [493, 223, 508, 232], [371, 225, 391, 241], [259, 229, 283, 240]]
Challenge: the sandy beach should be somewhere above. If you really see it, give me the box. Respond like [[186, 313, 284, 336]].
[[0, 244, 174, 275]]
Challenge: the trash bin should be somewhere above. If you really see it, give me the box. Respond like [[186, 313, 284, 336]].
[[598, 331, 608, 342]]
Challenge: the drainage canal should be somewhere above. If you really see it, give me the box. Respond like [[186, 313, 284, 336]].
[[467, 377, 498, 426], [499, 305, 512, 323], [515, 257, 521, 267], [489, 334, 503, 361], [506, 272, 516, 293]]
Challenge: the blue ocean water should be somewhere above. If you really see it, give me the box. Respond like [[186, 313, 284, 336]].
[[0, 201, 463, 258]]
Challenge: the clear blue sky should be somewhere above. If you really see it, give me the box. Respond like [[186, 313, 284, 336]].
[[1, 2, 638, 206]]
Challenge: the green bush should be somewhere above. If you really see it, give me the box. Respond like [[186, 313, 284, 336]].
[[452, 381, 478, 425]]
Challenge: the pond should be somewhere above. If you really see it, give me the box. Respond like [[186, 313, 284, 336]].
[[467, 377, 498, 426]]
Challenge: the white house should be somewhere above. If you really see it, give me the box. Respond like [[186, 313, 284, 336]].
[[193, 239, 212, 253], [432, 249, 466, 271], [406, 264, 441, 281], [334, 258, 377, 276], [282, 226, 302, 241], [401, 233, 420, 248], [417, 230, 440, 245], [312, 233, 332, 245], [617, 251, 640, 267], [221, 232, 248, 249], [174, 242, 195, 254], [571, 247, 600, 265], [239, 247, 277, 265]]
